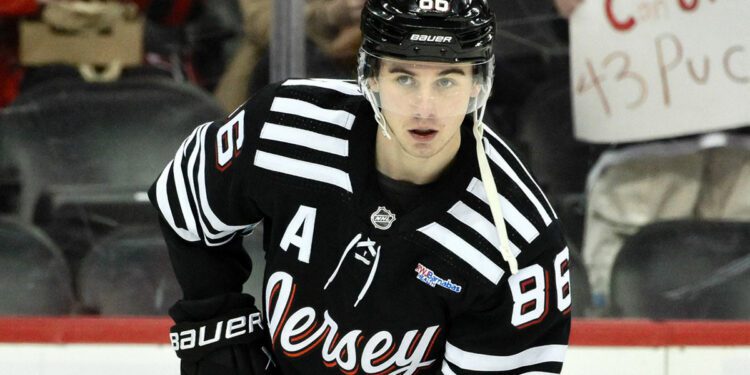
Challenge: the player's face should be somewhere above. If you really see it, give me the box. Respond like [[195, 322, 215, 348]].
[[373, 59, 478, 159]]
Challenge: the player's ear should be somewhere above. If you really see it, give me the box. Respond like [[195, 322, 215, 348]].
[[470, 82, 481, 97], [368, 76, 380, 93]]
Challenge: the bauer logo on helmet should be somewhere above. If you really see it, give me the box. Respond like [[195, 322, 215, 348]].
[[409, 34, 454, 43]]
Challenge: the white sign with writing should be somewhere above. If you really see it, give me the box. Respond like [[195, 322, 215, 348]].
[[570, 0, 750, 143]]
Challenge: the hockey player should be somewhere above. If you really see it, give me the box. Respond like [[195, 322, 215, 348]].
[[150, 1, 572, 374]]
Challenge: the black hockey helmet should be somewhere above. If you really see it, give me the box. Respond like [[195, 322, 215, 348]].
[[358, 0, 496, 125], [360, 0, 496, 63]]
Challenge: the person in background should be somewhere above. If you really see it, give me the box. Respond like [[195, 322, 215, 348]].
[[214, 0, 365, 112], [0, 0, 221, 107]]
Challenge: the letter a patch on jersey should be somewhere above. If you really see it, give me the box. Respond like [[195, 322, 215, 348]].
[[279, 205, 316, 263]]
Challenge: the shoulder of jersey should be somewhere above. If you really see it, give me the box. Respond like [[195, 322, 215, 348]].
[[415, 125, 561, 287], [247, 79, 365, 194], [480, 125, 558, 235]]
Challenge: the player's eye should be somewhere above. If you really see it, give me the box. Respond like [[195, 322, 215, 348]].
[[396, 75, 415, 87], [436, 78, 456, 89]]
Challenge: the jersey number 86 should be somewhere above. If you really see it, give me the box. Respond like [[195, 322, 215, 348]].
[[509, 247, 571, 329]]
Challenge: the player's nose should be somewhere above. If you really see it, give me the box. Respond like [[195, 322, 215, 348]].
[[410, 87, 438, 118]]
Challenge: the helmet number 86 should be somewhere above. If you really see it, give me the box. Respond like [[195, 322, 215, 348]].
[[419, 0, 450, 12]]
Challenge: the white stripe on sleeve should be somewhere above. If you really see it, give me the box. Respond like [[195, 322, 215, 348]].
[[196, 125, 254, 240], [448, 201, 522, 257], [484, 127, 557, 219], [270, 97, 355, 130], [254, 151, 353, 193], [260, 122, 349, 156], [171, 130, 200, 239], [441, 361, 458, 375], [155, 161, 200, 242], [444, 342, 567, 372], [467, 178, 540, 243], [178, 124, 243, 246], [418, 223, 504, 284], [483, 141, 552, 226], [282, 79, 361, 96]]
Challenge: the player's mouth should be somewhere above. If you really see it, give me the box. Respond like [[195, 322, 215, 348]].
[[408, 128, 438, 141]]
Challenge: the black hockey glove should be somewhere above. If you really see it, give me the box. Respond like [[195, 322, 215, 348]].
[[168, 293, 277, 375]]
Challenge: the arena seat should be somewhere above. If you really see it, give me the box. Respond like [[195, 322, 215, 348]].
[[78, 223, 267, 315], [610, 220, 750, 319], [0, 217, 74, 315], [0, 70, 225, 273], [78, 225, 181, 315]]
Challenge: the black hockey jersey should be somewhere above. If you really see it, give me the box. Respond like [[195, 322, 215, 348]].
[[150, 78, 571, 375]]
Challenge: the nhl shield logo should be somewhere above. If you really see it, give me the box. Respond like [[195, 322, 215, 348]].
[[370, 206, 396, 230]]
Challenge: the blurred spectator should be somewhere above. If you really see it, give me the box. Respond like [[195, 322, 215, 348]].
[[306, 0, 364, 61], [16, 0, 146, 87], [214, 0, 365, 112], [2, 0, 239, 105], [212, 0, 271, 111]]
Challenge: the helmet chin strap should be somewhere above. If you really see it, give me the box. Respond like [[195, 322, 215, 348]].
[[361, 80, 392, 140], [472, 105, 519, 275]]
